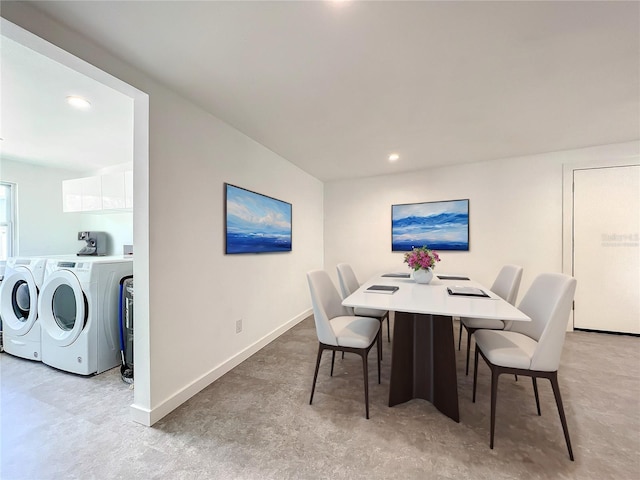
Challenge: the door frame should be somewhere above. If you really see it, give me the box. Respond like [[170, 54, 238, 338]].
[[562, 156, 640, 331], [2, 18, 151, 424]]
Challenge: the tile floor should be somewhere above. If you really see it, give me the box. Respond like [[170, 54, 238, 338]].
[[1, 317, 639, 479]]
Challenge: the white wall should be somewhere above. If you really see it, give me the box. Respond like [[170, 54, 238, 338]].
[[0, 159, 82, 256], [0, 159, 134, 256], [146, 88, 323, 421], [79, 212, 133, 255], [325, 141, 640, 303], [1, 5, 324, 425]]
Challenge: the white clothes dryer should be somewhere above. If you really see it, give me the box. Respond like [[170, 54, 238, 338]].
[[38, 256, 133, 375], [0, 257, 48, 361]]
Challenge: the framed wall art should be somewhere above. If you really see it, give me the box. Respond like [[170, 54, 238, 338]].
[[391, 199, 469, 251], [225, 183, 292, 254]]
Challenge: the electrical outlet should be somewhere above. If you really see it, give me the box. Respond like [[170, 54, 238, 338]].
[[236, 318, 242, 334]]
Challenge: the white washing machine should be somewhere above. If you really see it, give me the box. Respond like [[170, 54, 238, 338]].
[[38, 256, 133, 375], [0, 257, 48, 361]]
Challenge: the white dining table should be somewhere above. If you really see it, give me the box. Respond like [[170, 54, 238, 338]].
[[342, 272, 530, 422]]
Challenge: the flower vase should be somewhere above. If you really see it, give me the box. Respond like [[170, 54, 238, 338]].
[[413, 268, 433, 284]]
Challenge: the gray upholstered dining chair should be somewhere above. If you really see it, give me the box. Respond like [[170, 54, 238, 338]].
[[307, 270, 381, 419], [472, 273, 577, 460], [458, 264, 523, 375], [336, 263, 390, 344]]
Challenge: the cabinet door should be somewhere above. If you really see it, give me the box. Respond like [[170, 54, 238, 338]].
[[102, 172, 126, 210], [81, 176, 102, 211], [62, 178, 83, 212]]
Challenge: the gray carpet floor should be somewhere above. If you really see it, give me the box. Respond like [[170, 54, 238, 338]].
[[1, 317, 639, 479]]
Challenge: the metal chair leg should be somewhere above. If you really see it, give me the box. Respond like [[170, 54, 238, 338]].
[[465, 328, 473, 375], [310, 330, 378, 420], [377, 332, 381, 384], [330, 350, 336, 376], [310, 344, 323, 405], [386, 313, 391, 342], [490, 368, 500, 449], [532, 377, 541, 416], [361, 352, 370, 419], [474, 348, 573, 460], [472, 348, 479, 403], [549, 372, 574, 461]]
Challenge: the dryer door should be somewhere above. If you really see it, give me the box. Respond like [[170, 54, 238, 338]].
[[0, 266, 39, 336], [38, 270, 87, 347]]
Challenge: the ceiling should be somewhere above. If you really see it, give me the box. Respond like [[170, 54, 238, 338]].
[[1, 33, 134, 172], [4, 0, 640, 181]]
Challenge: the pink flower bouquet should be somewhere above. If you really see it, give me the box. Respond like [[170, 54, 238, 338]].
[[403, 245, 441, 271]]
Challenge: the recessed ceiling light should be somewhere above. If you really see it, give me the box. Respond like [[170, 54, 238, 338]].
[[328, 0, 351, 8], [388, 153, 400, 162], [66, 95, 91, 110]]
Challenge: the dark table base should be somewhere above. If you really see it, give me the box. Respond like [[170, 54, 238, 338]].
[[389, 311, 460, 422]]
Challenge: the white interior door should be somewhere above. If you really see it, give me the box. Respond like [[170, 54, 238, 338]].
[[573, 165, 640, 333]]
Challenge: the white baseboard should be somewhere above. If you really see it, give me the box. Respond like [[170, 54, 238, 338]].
[[129, 402, 152, 426], [129, 308, 312, 426]]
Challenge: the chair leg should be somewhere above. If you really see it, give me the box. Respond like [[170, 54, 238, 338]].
[[549, 372, 575, 461], [378, 326, 383, 361], [341, 351, 344, 360], [361, 351, 370, 419], [490, 368, 500, 449], [532, 377, 541, 416], [310, 344, 324, 405], [377, 333, 381, 385], [465, 328, 473, 375], [472, 348, 479, 403], [386, 314, 391, 342], [330, 350, 336, 377], [458, 319, 463, 350]]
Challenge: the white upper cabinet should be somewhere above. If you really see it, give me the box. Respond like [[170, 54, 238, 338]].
[[63, 171, 133, 213], [62, 176, 101, 212], [62, 177, 84, 212], [101, 172, 127, 210], [83, 175, 103, 211]]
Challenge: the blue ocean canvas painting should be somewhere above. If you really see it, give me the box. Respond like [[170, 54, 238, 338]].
[[225, 184, 292, 254], [392, 199, 469, 251]]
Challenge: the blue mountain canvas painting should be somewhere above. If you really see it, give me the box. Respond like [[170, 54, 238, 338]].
[[392, 199, 469, 251], [225, 184, 292, 254]]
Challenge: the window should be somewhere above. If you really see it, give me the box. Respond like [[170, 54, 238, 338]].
[[0, 182, 16, 262]]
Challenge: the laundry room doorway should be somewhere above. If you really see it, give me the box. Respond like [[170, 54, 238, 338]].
[[1, 19, 151, 418]]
